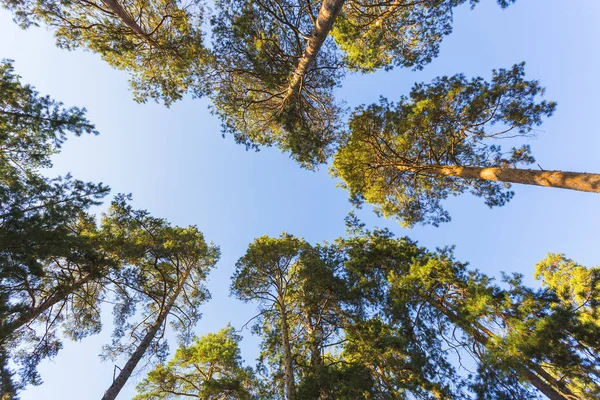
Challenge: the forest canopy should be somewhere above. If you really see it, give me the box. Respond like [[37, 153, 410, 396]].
[[1, 0, 599, 399]]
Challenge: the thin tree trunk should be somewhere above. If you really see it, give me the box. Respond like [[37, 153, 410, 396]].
[[0, 273, 96, 343], [398, 165, 600, 193], [427, 297, 572, 400], [101, 266, 191, 400], [280, 308, 297, 400], [365, 0, 409, 31], [284, 0, 345, 101]]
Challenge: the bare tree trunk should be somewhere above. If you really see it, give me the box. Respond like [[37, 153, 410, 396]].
[[280, 308, 297, 400], [101, 266, 191, 400], [427, 297, 573, 400], [284, 0, 345, 101], [397, 165, 600, 193], [0, 273, 95, 343]]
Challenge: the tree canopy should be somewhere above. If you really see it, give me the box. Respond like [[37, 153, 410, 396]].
[[134, 325, 260, 400], [222, 226, 600, 399], [1, 0, 211, 104], [0, 59, 109, 395], [1, 1, 599, 399], [332, 64, 568, 226]]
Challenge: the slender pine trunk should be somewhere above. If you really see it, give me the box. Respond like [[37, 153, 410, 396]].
[[101, 266, 191, 400], [407, 165, 600, 193], [284, 0, 345, 100], [427, 297, 572, 400], [0, 273, 95, 343], [280, 308, 296, 400]]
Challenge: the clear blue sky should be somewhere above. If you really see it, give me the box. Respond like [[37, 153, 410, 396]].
[[1, 0, 599, 398]]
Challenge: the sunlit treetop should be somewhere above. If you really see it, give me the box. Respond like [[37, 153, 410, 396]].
[[332, 0, 517, 72], [134, 325, 260, 400], [535, 253, 600, 328], [332, 63, 556, 227], [1, 0, 212, 104]]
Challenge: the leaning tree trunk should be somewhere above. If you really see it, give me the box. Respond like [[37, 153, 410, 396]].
[[427, 296, 575, 400], [101, 266, 192, 400], [401, 165, 600, 193], [284, 0, 345, 101], [0, 273, 96, 343], [280, 308, 297, 400]]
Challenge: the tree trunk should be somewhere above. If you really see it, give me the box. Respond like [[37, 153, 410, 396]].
[[427, 297, 572, 400], [365, 0, 409, 30], [306, 317, 322, 371], [408, 165, 600, 193], [280, 309, 297, 400], [284, 0, 345, 101], [100, 0, 156, 45], [0, 273, 95, 343], [101, 266, 191, 400]]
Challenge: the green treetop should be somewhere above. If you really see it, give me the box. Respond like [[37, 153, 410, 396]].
[[231, 234, 310, 400], [332, 0, 516, 72], [100, 196, 220, 400], [210, 0, 343, 168], [332, 64, 600, 227], [135, 325, 260, 400], [2, 0, 211, 104]]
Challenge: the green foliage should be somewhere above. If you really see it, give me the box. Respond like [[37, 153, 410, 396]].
[[351, 228, 600, 399], [0, 60, 109, 394], [0, 60, 96, 176], [535, 254, 600, 326], [101, 195, 220, 364], [135, 325, 260, 399], [210, 0, 343, 168], [332, 64, 556, 226], [332, 0, 516, 72], [231, 233, 310, 398], [1, 0, 211, 104]]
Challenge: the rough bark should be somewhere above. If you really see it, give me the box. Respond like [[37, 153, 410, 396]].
[[284, 0, 345, 101], [280, 308, 297, 400], [101, 266, 191, 400], [397, 165, 600, 193]]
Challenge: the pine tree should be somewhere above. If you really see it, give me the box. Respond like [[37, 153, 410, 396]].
[[100, 197, 220, 400], [210, 0, 343, 168], [134, 325, 261, 399], [1, 0, 211, 104], [333, 64, 598, 227], [0, 59, 110, 396]]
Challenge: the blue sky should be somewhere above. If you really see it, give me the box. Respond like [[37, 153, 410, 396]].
[[1, 0, 599, 398]]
